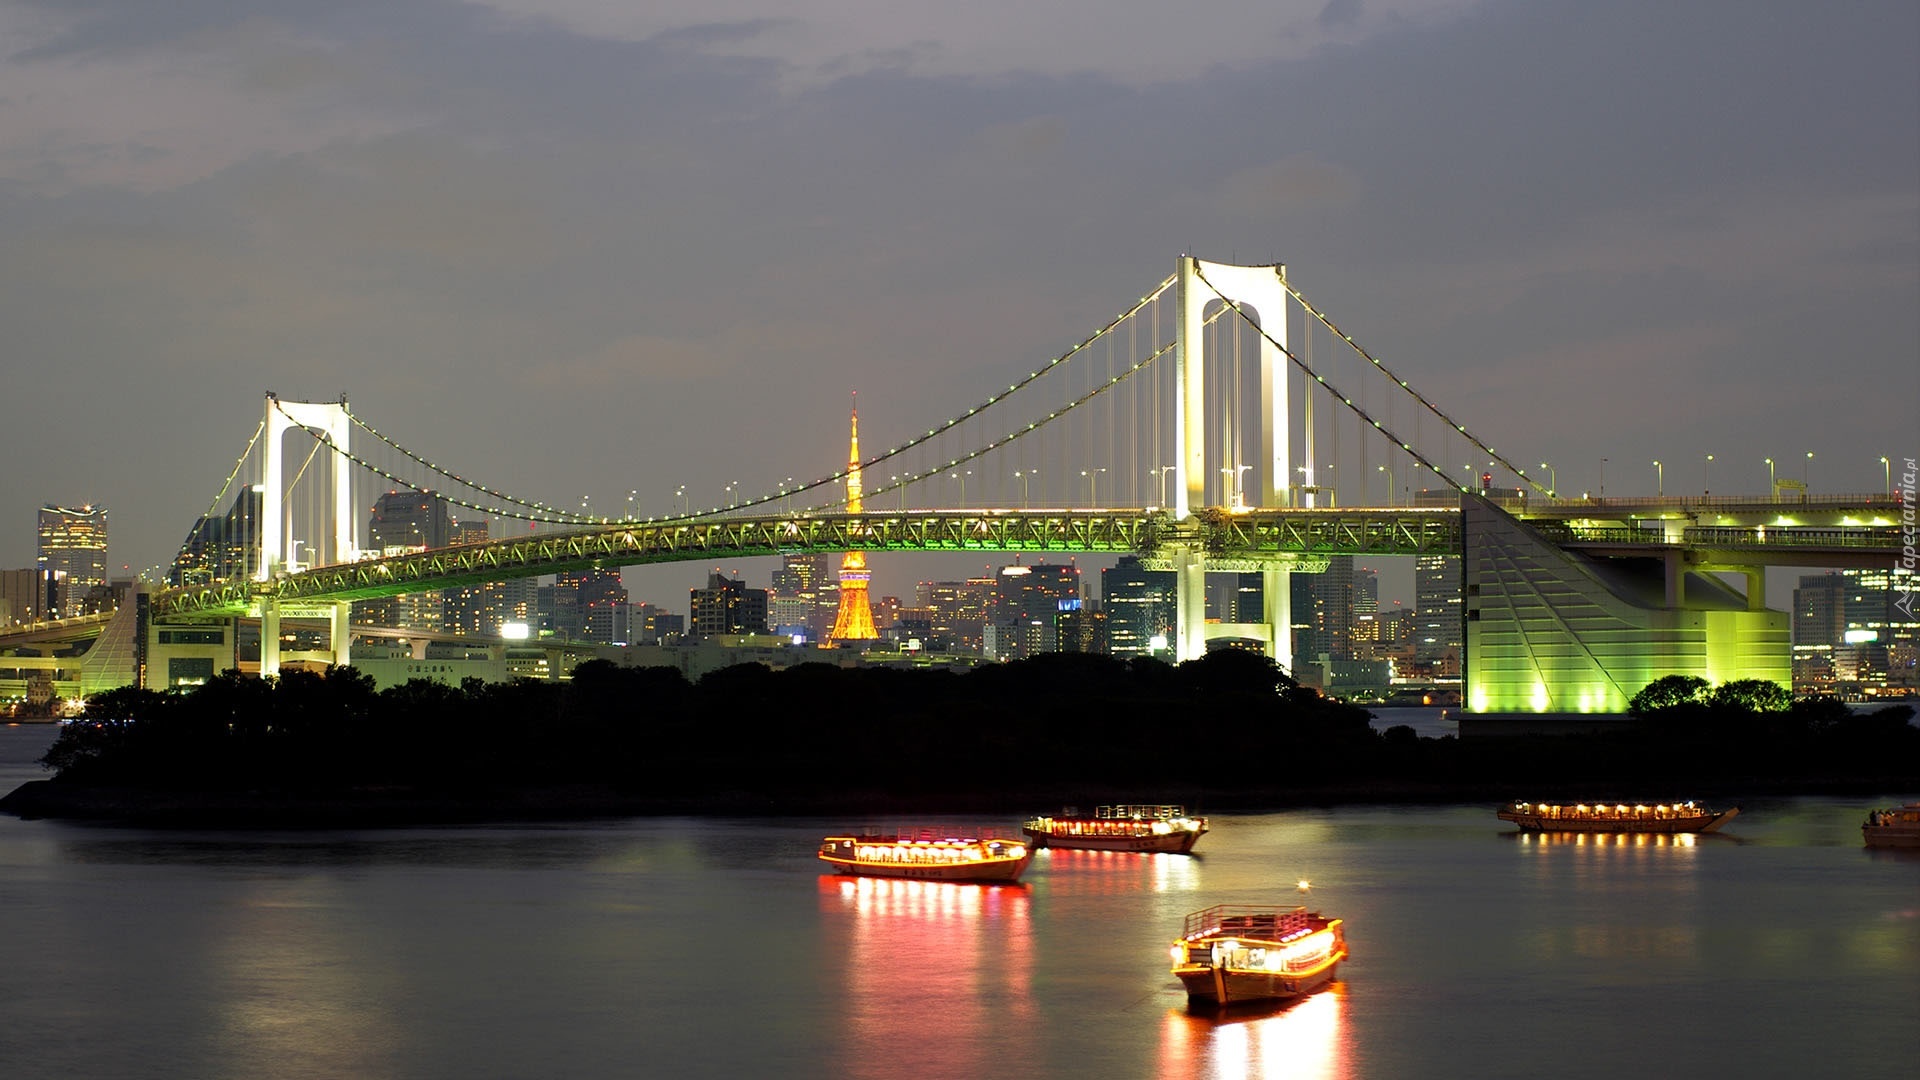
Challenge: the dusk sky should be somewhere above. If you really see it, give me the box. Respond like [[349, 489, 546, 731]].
[[3, 0, 1914, 608]]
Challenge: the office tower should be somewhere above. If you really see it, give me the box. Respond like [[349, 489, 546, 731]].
[[1102, 555, 1176, 658], [1793, 569, 1920, 695], [358, 490, 452, 631], [37, 505, 108, 617], [170, 487, 263, 587], [1413, 554, 1462, 673], [914, 579, 990, 653], [989, 563, 1080, 659], [690, 572, 769, 638]]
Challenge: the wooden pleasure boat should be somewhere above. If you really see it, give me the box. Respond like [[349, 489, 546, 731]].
[[1170, 903, 1347, 1007], [1862, 802, 1920, 848], [1023, 805, 1209, 853], [1497, 800, 1739, 833], [817, 831, 1033, 883]]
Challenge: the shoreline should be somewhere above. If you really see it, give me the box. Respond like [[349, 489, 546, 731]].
[[5, 776, 1911, 829]]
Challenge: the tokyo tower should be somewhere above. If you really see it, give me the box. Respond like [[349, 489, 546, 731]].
[[827, 398, 880, 643]]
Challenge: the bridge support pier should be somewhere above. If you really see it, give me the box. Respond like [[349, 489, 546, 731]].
[[261, 600, 282, 678], [1264, 567, 1293, 676], [1173, 545, 1208, 662]]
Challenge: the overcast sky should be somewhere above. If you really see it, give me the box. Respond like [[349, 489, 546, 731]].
[[2, 0, 1914, 608]]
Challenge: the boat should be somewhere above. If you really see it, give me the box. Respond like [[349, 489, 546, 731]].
[[1022, 804, 1209, 853], [1496, 800, 1739, 833], [1862, 802, 1920, 848], [817, 830, 1033, 883], [1170, 903, 1347, 1006]]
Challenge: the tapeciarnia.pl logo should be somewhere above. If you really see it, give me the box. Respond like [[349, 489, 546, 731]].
[[1896, 456, 1917, 620]]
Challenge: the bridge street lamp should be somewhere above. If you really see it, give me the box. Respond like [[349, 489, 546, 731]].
[[1804, 451, 1813, 489], [674, 486, 687, 515], [1652, 460, 1663, 497], [1150, 465, 1175, 509], [1883, 456, 1893, 497], [1083, 467, 1107, 507], [1703, 454, 1713, 496], [950, 470, 970, 507], [1377, 463, 1396, 506], [1539, 462, 1556, 498], [1765, 457, 1775, 499], [1015, 469, 1038, 508], [1221, 465, 1249, 508]]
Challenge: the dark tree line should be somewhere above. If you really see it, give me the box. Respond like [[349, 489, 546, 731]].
[[34, 659, 1920, 810]]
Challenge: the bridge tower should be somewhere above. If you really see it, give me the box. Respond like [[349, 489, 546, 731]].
[[1168, 257, 1301, 668], [257, 393, 358, 676]]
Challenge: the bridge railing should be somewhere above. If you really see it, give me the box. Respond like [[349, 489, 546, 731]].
[[1535, 492, 1898, 512]]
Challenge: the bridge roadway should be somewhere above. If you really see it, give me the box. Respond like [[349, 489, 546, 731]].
[[143, 500, 1906, 621]]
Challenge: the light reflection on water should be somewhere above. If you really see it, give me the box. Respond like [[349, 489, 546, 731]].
[[1159, 984, 1351, 1080], [820, 876, 1036, 1080], [1, 720, 1917, 1080]]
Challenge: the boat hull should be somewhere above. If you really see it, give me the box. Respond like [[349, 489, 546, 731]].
[[817, 852, 1032, 883], [1176, 961, 1340, 1006], [1024, 828, 1203, 854], [1497, 807, 1738, 833]]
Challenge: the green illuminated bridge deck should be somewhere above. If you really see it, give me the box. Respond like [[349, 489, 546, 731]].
[[144, 504, 1908, 620], [153, 508, 1461, 617]]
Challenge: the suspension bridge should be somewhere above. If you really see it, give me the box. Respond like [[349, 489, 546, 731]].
[[20, 257, 1908, 713]]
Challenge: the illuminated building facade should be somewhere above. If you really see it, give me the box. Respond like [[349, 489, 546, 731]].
[[441, 519, 538, 639], [357, 490, 452, 631], [1792, 570, 1920, 696], [771, 552, 838, 642], [691, 572, 768, 638], [827, 404, 880, 643], [1101, 555, 1175, 658], [988, 563, 1080, 660], [37, 504, 108, 617], [1464, 496, 1788, 713], [913, 579, 990, 653], [169, 487, 262, 587]]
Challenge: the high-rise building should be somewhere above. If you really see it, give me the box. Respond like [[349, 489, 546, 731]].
[[37, 505, 108, 617], [440, 519, 538, 639], [1102, 555, 1175, 658], [771, 552, 837, 642], [913, 579, 991, 653], [690, 571, 769, 638], [358, 490, 452, 631], [170, 487, 262, 587], [1413, 554, 1462, 674], [827, 403, 880, 643], [988, 563, 1080, 659], [1792, 569, 1919, 695]]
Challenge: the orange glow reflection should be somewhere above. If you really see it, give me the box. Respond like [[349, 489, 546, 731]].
[[818, 876, 1034, 1078], [1038, 848, 1202, 895], [1158, 981, 1352, 1080]]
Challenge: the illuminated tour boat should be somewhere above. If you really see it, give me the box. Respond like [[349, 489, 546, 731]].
[[1861, 802, 1920, 848], [1022, 805, 1209, 854], [1170, 903, 1347, 1007], [817, 831, 1033, 883], [1496, 800, 1739, 833]]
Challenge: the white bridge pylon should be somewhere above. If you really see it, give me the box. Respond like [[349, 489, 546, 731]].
[[258, 393, 358, 676], [1171, 257, 1295, 668]]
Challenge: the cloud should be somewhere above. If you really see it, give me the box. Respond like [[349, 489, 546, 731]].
[[1217, 156, 1361, 218]]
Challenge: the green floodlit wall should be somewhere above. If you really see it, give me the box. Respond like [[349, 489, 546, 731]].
[[1463, 496, 1788, 713]]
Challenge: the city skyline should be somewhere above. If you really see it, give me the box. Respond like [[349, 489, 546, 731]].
[[1, 1, 1912, 614]]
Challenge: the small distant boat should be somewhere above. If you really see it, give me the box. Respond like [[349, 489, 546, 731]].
[[817, 831, 1033, 883], [1497, 800, 1739, 833], [1023, 804, 1209, 854], [1170, 903, 1347, 1006], [1862, 802, 1920, 848]]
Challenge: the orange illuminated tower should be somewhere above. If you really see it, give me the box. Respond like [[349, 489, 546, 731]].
[[828, 398, 880, 643]]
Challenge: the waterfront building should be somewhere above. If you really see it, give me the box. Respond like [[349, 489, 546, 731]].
[[441, 519, 537, 639], [1792, 569, 1920, 697], [170, 486, 263, 587], [37, 504, 108, 617]]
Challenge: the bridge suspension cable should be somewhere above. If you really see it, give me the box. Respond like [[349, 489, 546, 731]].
[[1262, 270, 1551, 497]]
